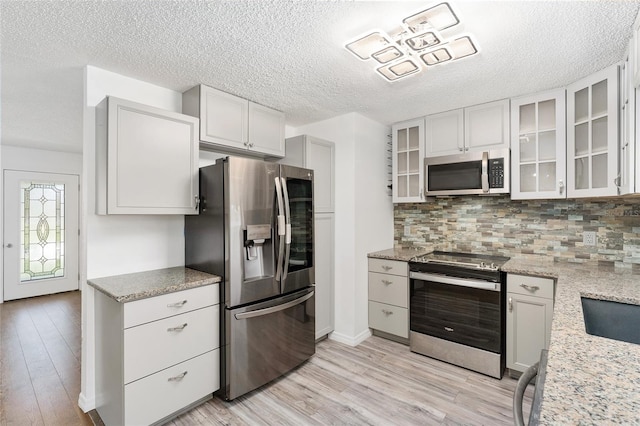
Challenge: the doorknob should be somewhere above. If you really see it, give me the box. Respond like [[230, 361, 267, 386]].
[[5, 243, 12, 248]]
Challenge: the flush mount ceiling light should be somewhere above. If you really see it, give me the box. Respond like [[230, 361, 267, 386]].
[[344, 2, 479, 82]]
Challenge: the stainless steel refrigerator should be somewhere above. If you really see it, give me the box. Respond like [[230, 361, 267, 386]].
[[185, 156, 315, 400]]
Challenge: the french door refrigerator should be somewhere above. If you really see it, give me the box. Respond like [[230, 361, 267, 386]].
[[185, 156, 315, 400]]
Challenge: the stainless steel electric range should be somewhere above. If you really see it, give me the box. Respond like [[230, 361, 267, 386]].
[[409, 251, 510, 379]]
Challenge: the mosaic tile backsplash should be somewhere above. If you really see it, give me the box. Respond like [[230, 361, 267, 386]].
[[394, 195, 640, 267]]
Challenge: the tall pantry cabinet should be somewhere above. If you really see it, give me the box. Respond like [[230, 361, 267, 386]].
[[280, 135, 335, 339]]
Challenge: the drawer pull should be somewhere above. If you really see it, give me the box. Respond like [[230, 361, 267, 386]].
[[382, 309, 393, 315], [444, 327, 454, 332], [167, 323, 188, 332], [167, 300, 188, 308], [381, 279, 392, 285], [509, 297, 513, 312], [168, 371, 188, 382], [520, 284, 540, 292], [381, 265, 393, 271]]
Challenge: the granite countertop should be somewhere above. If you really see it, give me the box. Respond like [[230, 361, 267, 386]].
[[502, 257, 640, 424], [367, 247, 433, 262], [88, 266, 221, 303]]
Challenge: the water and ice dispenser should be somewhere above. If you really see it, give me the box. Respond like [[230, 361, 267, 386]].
[[243, 224, 273, 280]]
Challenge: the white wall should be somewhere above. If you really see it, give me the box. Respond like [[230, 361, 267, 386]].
[[291, 113, 393, 345], [79, 66, 187, 410]]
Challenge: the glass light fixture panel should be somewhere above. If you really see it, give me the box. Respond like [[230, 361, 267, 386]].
[[406, 31, 442, 51], [377, 59, 421, 81], [403, 3, 460, 32], [420, 48, 452, 66], [345, 32, 393, 60], [371, 45, 404, 64], [449, 36, 479, 60]]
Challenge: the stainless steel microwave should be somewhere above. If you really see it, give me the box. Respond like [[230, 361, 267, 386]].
[[424, 149, 510, 196]]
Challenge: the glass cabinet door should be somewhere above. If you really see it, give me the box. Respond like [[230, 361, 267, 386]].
[[392, 118, 425, 203], [510, 89, 566, 200], [567, 65, 619, 197]]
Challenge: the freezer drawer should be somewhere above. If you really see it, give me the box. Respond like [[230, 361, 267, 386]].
[[223, 288, 315, 400]]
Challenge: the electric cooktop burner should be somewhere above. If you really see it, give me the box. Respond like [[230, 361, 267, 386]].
[[412, 251, 510, 271]]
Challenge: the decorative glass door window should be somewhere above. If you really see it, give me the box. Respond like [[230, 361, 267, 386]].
[[392, 118, 425, 203], [20, 181, 65, 282], [518, 100, 558, 192]]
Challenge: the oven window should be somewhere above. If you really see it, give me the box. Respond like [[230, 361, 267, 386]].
[[427, 161, 482, 191], [410, 278, 502, 353]]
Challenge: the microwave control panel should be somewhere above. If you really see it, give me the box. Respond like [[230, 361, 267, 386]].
[[488, 159, 505, 188]]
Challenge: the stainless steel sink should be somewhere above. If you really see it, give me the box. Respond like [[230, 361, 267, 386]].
[[581, 297, 640, 345]]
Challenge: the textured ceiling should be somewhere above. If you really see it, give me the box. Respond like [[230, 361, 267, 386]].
[[2, 0, 640, 152]]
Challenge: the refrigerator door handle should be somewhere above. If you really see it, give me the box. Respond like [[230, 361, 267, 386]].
[[274, 177, 286, 281], [280, 177, 292, 281], [234, 290, 314, 320]]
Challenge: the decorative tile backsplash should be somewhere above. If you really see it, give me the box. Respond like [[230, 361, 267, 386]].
[[394, 196, 640, 268]]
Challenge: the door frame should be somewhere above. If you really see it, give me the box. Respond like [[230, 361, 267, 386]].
[[3, 170, 80, 301], [0, 146, 84, 303]]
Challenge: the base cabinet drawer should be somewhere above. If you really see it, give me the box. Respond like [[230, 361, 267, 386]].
[[368, 258, 407, 276], [124, 284, 219, 328], [507, 274, 554, 299], [125, 349, 220, 426], [369, 301, 408, 338], [368, 272, 408, 308], [124, 305, 219, 384]]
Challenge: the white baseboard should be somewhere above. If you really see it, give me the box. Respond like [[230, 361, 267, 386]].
[[328, 328, 372, 347], [78, 392, 95, 413]]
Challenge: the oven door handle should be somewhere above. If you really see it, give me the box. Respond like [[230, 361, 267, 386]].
[[410, 272, 500, 291]]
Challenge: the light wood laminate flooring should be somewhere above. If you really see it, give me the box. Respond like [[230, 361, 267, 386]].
[[1, 291, 532, 425], [171, 337, 533, 425], [0, 291, 92, 426]]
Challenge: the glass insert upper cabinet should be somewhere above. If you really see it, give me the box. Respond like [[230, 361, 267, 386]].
[[566, 65, 619, 198], [392, 118, 425, 203], [510, 89, 566, 200]]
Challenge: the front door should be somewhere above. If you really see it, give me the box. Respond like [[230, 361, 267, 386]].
[[3, 170, 79, 301]]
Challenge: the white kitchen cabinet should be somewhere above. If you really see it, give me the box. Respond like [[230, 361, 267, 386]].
[[368, 258, 409, 341], [314, 213, 335, 339], [182, 84, 285, 158], [279, 135, 335, 339], [566, 65, 619, 197], [506, 274, 555, 375], [510, 89, 567, 199], [464, 99, 510, 152], [425, 109, 464, 156], [423, 99, 509, 157], [392, 118, 425, 203], [281, 135, 335, 213], [95, 284, 220, 426], [95, 96, 199, 215], [620, 48, 636, 195]]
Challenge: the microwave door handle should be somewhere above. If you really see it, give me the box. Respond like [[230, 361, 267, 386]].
[[481, 151, 489, 193], [280, 177, 292, 281], [274, 177, 286, 281]]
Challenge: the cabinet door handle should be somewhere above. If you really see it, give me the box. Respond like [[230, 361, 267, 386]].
[[559, 180, 565, 195], [168, 371, 188, 382], [167, 323, 188, 332], [381, 279, 392, 285], [520, 284, 540, 292], [381, 265, 392, 271], [195, 195, 200, 211], [509, 297, 513, 312], [382, 309, 393, 315], [167, 300, 188, 308]]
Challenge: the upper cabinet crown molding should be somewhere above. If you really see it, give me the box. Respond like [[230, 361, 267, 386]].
[[182, 84, 285, 159], [566, 65, 619, 198], [95, 96, 200, 215]]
